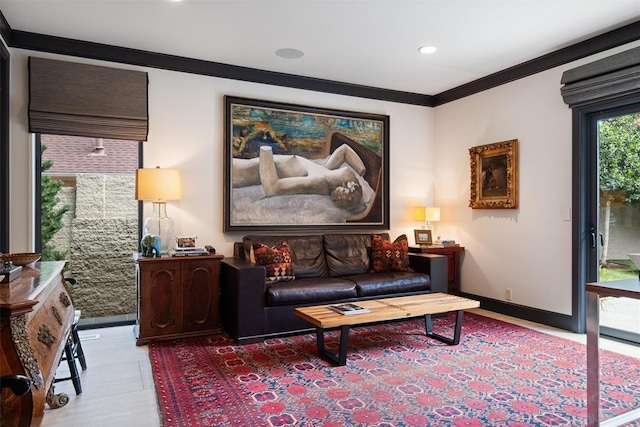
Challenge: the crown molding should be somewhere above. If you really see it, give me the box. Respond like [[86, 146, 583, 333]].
[[9, 29, 435, 107], [1, 8, 639, 107], [433, 20, 640, 106]]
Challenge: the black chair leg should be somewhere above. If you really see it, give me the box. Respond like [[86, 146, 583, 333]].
[[72, 327, 87, 371], [66, 337, 82, 395], [54, 334, 83, 395]]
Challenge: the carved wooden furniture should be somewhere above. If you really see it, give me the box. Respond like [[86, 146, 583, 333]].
[[1, 374, 32, 396], [1, 261, 75, 427], [134, 254, 224, 345]]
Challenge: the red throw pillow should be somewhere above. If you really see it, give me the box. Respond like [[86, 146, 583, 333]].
[[370, 234, 413, 273], [253, 241, 295, 283]]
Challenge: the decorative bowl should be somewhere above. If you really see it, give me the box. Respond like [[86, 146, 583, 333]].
[[0, 253, 42, 266]]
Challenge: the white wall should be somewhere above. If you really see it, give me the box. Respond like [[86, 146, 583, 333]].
[[434, 69, 573, 314], [8, 49, 435, 256], [434, 40, 640, 315]]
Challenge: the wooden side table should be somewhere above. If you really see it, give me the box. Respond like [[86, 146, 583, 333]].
[[134, 253, 224, 345], [410, 246, 465, 294]]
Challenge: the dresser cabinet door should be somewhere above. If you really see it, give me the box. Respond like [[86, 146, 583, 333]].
[[182, 258, 221, 333], [139, 261, 183, 338]]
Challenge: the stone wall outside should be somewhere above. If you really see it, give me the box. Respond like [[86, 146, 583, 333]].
[[600, 205, 640, 261], [51, 174, 138, 317]]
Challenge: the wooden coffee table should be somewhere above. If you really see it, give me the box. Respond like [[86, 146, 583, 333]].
[[294, 293, 480, 366]]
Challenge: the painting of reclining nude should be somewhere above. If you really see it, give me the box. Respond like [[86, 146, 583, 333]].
[[224, 96, 390, 231]]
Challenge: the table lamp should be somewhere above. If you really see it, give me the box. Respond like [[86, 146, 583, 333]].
[[424, 207, 440, 232], [414, 206, 440, 246], [415, 206, 440, 230], [135, 166, 181, 254]]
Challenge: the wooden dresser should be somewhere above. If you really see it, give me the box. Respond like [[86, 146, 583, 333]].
[[1, 261, 74, 427], [134, 254, 224, 345]]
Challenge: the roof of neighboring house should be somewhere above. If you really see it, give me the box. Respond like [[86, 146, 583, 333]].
[[41, 135, 139, 174]]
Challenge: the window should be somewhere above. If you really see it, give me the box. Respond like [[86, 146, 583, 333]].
[[38, 134, 141, 325]]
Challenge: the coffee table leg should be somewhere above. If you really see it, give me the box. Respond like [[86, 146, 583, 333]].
[[424, 310, 464, 345], [316, 325, 350, 366]]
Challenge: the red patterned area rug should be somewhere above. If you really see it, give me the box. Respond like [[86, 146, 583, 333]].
[[149, 313, 640, 426]]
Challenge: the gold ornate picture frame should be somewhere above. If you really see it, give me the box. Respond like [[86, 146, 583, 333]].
[[469, 139, 518, 209]]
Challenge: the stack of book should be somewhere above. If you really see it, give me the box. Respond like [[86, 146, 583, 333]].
[[170, 247, 209, 257], [441, 240, 460, 247]]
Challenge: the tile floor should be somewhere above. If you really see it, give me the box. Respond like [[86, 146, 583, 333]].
[[42, 309, 639, 427]]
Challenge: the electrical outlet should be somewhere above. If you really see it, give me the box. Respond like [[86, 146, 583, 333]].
[[505, 289, 512, 301]]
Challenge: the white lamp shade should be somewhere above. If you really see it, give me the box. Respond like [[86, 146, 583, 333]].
[[135, 167, 181, 201], [414, 207, 426, 222], [424, 207, 441, 222]]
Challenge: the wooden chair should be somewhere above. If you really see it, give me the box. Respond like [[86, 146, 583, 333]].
[[53, 278, 87, 394]]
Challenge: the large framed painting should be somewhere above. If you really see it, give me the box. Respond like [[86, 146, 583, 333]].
[[224, 96, 390, 231], [469, 139, 518, 209]]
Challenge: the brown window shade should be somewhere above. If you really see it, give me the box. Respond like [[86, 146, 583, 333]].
[[561, 46, 640, 108], [28, 57, 148, 141]]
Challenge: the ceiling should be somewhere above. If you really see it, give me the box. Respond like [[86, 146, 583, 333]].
[[1, 0, 639, 96]]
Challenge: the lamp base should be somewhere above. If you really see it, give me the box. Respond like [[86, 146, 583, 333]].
[[144, 202, 174, 254]]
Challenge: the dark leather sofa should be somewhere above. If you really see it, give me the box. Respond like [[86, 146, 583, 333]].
[[220, 233, 448, 344]]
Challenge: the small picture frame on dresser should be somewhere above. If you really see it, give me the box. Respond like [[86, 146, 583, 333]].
[[414, 229, 432, 246], [176, 236, 197, 249]]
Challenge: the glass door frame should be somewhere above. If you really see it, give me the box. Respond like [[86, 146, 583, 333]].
[[573, 94, 640, 338]]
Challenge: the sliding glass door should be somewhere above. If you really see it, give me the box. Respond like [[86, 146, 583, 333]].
[[592, 107, 640, 343]]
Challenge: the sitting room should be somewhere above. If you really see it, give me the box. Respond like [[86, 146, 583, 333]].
[[1, 1, 639, 426]]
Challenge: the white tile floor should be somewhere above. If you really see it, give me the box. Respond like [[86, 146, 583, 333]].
[[42, 309, 639, 427], [43, 325, 160, 427]]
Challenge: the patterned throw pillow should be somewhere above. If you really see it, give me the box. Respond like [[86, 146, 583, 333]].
[[253, 241, 295, 283], [370, 234, 413, 273]]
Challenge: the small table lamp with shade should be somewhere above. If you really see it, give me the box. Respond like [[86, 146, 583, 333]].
[[135, 166, 182, 254], [414, 206, 440, 246]]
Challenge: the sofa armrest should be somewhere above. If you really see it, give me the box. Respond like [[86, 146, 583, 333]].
[[409, 253, 448, 294], [220, 258, 267, 344]]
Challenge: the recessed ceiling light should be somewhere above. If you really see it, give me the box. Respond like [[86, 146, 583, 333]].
[[418, 45, 437, 54], [275, 48, 304, 59]]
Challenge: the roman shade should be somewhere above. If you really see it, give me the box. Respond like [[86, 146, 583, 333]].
[[28, 57, 148, 141], [560, 46, 640, 108]]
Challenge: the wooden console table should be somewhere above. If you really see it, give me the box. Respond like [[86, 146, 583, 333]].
[[134, 253, 224, 345], [1, 261, 75, 426], [586, 278, 640, 426], [410, 246, 465, 294]]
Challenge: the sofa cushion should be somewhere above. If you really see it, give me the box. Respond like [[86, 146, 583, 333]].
[[266, 278, 358, 306], [370, 234, 413, 273], [243, 235, 328, 278], [253, 241, 295, 283], [346, 272, 431, 297], [323, 234, 372, 277]]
